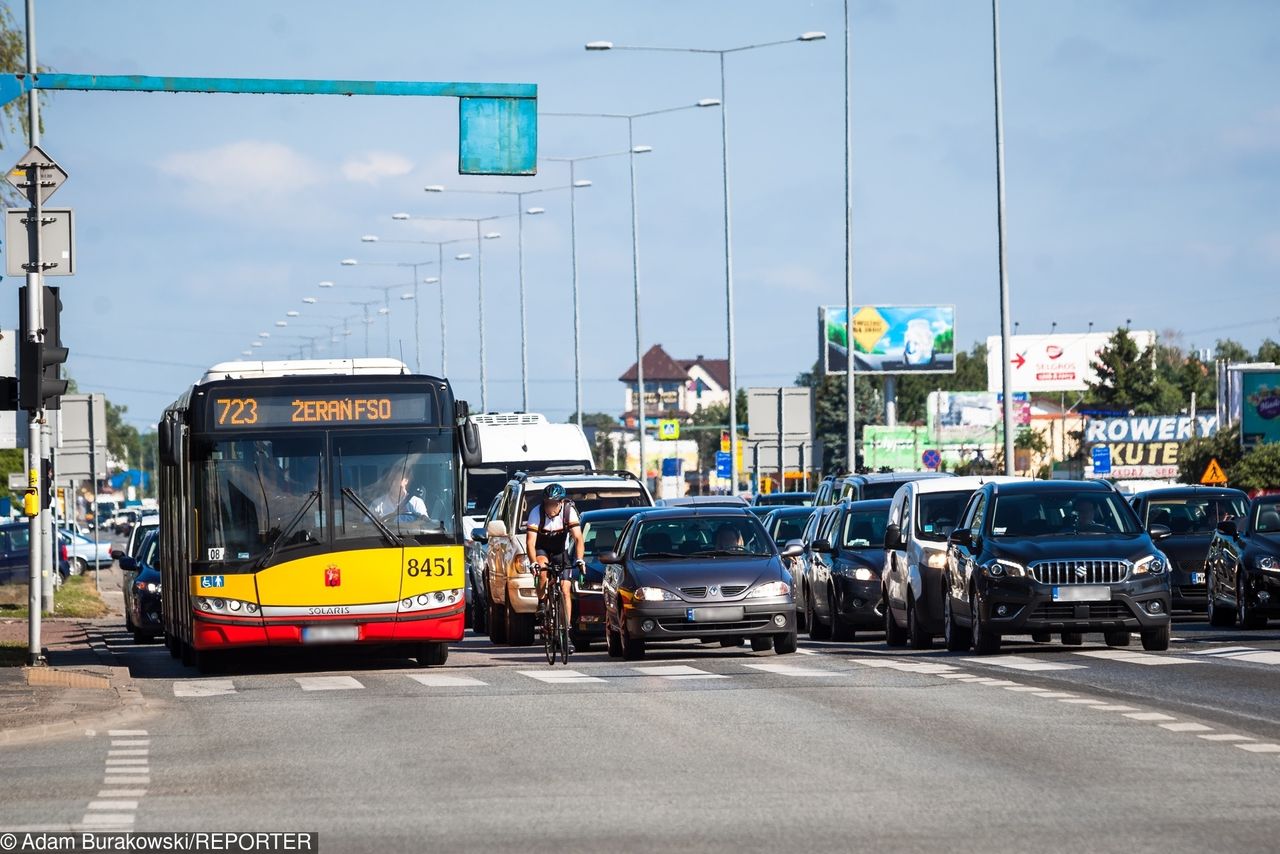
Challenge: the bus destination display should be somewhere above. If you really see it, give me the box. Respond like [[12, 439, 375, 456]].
[[208, 393, 433, 429]]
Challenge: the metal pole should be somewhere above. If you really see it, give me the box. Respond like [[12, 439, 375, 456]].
[[628, 119, 646, 483], [570, 161, 584, 429], [438, 243, 447, 375], [517, 197, 529, 411], [24, 0, 45, 664], [844, 0, 857, 474], [362, 304, 370, 356], [89, 394, 99, 593], [477, 220, 488, 412], [719, 53, 740, 494], [993, 0, 1016, 476], [383, 289, 391, 355], [412, 262, 422, 373]]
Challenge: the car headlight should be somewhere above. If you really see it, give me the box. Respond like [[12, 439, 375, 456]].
[[925, 552, 948, 569], [985, 559, 1028, 578], [840, 566, 878, 582], [633, 586, 680, 602], [746, 581, 792, 599], [573, 579, 604, 593], [1256, 555, 1280, 572], [1134, 555, 1166, 575]]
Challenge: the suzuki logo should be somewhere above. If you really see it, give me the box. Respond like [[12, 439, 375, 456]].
[[1075, 565, 1088, 579], [325, 566, 341, 587]]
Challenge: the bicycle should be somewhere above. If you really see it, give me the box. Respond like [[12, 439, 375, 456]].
[[538, 559, 572, 665]]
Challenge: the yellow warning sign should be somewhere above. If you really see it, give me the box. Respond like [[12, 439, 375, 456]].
[[851, 306, 889, 354], [1200, 457, 1228, 485]]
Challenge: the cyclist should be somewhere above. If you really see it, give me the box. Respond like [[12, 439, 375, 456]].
[[525, 484, 586, 651]]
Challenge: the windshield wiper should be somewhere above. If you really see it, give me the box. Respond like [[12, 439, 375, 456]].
[[254, 490, 320, 570], [637, 551, 686, 560], [342, 486, 408, 547], [691, 549, 769, 558]]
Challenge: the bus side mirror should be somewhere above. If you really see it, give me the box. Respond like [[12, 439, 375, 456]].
[[458, 417, 482, 467], [159, 417, 182, 467]]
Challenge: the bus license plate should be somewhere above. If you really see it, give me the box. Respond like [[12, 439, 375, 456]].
[[302, 625, 359, 644], [1052, 586, 1110, 603]]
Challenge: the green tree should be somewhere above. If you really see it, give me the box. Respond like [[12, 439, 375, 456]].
[[1086, 328, 1180, 415], [1230, 444, 1280, 492], [1256, 339, 1280, 364], [1178, 423, 1244, 485], [1215, 339, 1251, 364]]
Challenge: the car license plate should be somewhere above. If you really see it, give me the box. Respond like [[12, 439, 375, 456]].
[[1190, 572, 1205, 585], [1052, 586, 1110, 603], [686, 606, 745, 623], [301, 625, 359, 644]]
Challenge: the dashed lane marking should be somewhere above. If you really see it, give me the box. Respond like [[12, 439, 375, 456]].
[[518, 669, 606, 684], [1123, 712, 1177, 722], [173, 680, 236, 697], [1160, 722, 1213, 732], [742, 662, 839, 677], [407, 674, 488, 688], [83, 729, 146, 830], [1236, 743, 1280, 753], [1072, 650, 1194, 666], [633, 665, 729, 680], [296, 676, 364, 691], [1199, 734, 1255, 742], [961, 656, 1086, 672], [1087, 705, 1139, 712]]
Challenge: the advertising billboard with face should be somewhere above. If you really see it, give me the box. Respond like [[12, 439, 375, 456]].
[[820, 305, 955, 375], [1241, 369, 1280, 448], [986, 331, 1157, 393]]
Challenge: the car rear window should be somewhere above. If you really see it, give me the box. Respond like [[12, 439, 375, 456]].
[[1149, 496, 1248, 534]]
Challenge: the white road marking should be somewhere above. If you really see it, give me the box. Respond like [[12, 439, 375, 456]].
[[103, 777, 150, 786], [743, 662, 837, 677], [108, 749, 149, 756], [87, 801, 138, 811], [849, 658, 959, 675], [633, 665, 728, 680], [962, 656, 1086, 671], [1218, 651, 1280, 665], [108, 730, 147, 737], [1059, 698, 1101, 704], [104, 759, 148, 766], [1003, 686, 1044, 692], [1123, 712, 1176, 721], [1236, 743, 1280, 753], [173, 679, 236, 697], [81, 814, 135, 827], [1190, 646, 1255, 656], [973, 678, 1018, 686], [110, 740, 149, 747], [296, 676, 364, 691], [1160, 722, 1213, 732], [1087, 705, 1139, 712], [518, 669, 606, 684], [96, 790, 145, 799], [1199, 734, 1254, 742], [1032, 692, 1078, 699], [408, 674, 488, 687], [1072, 650, 1193, 666], [938, 673, 975, 680]]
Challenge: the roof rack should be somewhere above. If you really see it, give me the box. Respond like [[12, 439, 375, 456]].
[[513, 468, 640, 483]]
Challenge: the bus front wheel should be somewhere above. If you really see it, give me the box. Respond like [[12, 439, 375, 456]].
[[416, 642, 448, 667]]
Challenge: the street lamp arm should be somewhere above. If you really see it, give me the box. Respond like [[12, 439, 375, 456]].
[[598, 37, 822, 55], [542, 149, 633, 163]]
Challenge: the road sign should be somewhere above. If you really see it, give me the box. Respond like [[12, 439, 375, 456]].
[[5, 208, 75, 276], [922, 449, 942, 471], [715, 451, 732, 480], [1201, 457, 1228, 485], [1092, 445, 1112, 476], [7, 472, 25, 491], [657, 419, 680, 440], [6, 144, 67, 203]]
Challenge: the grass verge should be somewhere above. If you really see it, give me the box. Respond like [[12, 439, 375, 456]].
[[0, 575, 111, 620]]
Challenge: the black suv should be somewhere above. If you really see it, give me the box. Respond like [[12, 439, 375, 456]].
[[1128, 486, 1249, 612], [943, 480, 1173, 654]]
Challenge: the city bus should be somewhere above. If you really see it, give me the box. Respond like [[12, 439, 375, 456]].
[[157, 358, 480, 672]]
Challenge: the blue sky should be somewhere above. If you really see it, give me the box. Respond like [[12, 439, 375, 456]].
[[3, 0, 1278, 429]]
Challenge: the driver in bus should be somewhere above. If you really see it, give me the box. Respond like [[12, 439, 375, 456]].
[[374, 476, 431, 524]]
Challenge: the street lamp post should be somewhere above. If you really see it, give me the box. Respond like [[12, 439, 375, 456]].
[[332, 267, 415, 358], [346, 246, 434, 372], [992, 0, 1016, 475], [545, 101, 715, 480], [587, 32, 825, 490], [303, 295, 380, 356]]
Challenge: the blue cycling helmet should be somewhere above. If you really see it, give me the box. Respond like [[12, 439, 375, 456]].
[[545, 483, 567, 501]]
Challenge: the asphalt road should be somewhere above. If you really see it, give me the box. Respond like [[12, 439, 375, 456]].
[[6, 620, 1280, 853]]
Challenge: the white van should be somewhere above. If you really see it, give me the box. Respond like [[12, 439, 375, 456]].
[[883, 475, 1023, 648]]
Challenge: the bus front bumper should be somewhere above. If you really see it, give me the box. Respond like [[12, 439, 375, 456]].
[[191, 604, 465, 650]]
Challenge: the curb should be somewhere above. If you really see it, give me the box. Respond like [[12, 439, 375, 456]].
[[1, 654, 150, 748]]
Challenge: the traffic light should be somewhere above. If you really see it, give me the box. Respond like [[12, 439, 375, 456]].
[[18, 286, 69, 411]]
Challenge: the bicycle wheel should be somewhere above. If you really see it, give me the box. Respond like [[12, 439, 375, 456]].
[[558, 586, 571, 665], [542, 591, 556, 665]]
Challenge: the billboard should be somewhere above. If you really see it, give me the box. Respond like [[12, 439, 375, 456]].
[[986, 331, 1156, 393], [1084, 414, 1220, 480], [1242, 370, 1280, 448], [821, 305, 955, 375]]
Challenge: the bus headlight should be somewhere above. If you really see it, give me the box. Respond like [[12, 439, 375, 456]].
[[194, 596, 258, 615]]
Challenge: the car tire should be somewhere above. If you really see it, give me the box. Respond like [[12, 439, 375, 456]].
[[807, 586, 832, 641], [1207, 573, 1235, 627], [125, 610, 136, 634], [620, 621, 646, 661], [970, 589, 1000, 655], [1238, 577, 1267, 629], [73, 558, 87, 577], [488, 601, 508, 644], [774, 631, 798, 655], [506, 606, 535, 646], [943, 593, 971, 652], [750, 636, 773, 652], [907, 593, 933, 650], [884, 590, 909, 648], [719, 637, 744, 648], [605, 620, 622, 658], [416, 642, 449, 667], [473, 595, 488, 634], [1061, 632, 1084, 646], [1030, 630, 1052, 643], [829, 589, 856, 642], [1141, 624, 1170, 651], [1104, 630, 1131, 647]]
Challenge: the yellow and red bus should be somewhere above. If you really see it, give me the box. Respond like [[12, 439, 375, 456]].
[[158, 359, 478, 672]]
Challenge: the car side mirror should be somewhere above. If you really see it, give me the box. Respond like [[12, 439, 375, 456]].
[[812, 538, 833, 554], [949, 529, 972, 548], [118, 556, 139, 572], [884, 524, 906, 550], [599, 550, 621, 565], [486, 519, 508, 538], [110, 549, 125, 561], [1148, 524, 1172, 541], [780, 540, 804, 558], [470, 527, 488, 543], [1216, 520, 1237, 538]]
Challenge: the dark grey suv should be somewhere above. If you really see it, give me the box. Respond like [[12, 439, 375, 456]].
[[943, 480, 1173, 654]]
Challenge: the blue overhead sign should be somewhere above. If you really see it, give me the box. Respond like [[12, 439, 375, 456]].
[[1091, 445, 1111, 475], [715, 451, 732, 480]]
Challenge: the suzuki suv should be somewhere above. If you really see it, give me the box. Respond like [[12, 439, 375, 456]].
[[475, 471, 652, 645], [943, 480, 1172, 654]]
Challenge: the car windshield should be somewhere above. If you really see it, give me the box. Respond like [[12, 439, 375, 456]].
[[757, 493, 814, 506], [465, 460, 589, 515], [916, 491, 972, 542], [1148, 496, 1248, 534], [844, 509, 889, 548], [991, 492, 1142, 537], [862, 481, 906, 500], [1255, 501, 1280, 534], [582, 520, 625, 560], [632, 517, 772, 559], [770, 511, 813, 544]]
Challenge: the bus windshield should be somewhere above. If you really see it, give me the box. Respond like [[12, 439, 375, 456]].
[[334, 430, 457, 543]]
